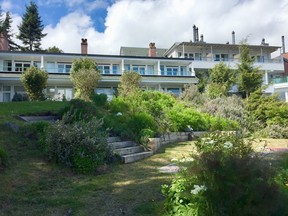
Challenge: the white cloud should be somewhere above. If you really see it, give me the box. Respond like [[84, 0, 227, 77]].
[[15, 0, 288, 55], [1, 0, 12, 11]]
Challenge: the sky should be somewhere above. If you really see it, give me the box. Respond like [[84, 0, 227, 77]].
[[1, 0, 288, 55]]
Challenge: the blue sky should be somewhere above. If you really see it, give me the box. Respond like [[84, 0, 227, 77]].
[[1, 0, 288, 54], [2, 0, 112, 32]]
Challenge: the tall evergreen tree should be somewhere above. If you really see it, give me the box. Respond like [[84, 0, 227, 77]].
[[17, 1, 47, 51], [237, 41, 263, 98], [2, 12, 19, 50]]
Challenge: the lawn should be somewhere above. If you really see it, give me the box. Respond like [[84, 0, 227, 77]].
[[0, 101, 287, 215]]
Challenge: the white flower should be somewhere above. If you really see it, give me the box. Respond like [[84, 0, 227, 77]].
[[205, 140, 216, 145], [190, 185, 207, 195], [223, 141, 233, 149], [116, 112, 122, 116], [171, 158, 178, 162], [179, 157, 194, 163]]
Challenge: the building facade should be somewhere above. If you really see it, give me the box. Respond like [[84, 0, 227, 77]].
[[0, 31, 288, 102], [0, 40, 196, 102]]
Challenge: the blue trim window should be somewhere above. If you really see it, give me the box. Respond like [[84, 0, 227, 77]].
[[124, 64, 130, 71], [98, 65, 110, 74], [160, 66, 164, 75], [180, 66, 185, 76], [112, 64, 119, 74], [132, 65, 145, 75]]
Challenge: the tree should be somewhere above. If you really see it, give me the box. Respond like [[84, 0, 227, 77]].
[[2, 12, 19, 50], [118, 71, 142, 97], [207, 62, 236, 98], [17, 1, 47, 51], [70, 58, 101, 101], [20, 66, 48, 101], [46, 46, 63, 53], [237, 42, 263, 98]]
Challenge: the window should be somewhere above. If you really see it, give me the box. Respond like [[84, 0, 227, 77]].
[[15, 62, 30, 72], [3, 85, 11, 102], [3, 60, 12, 71], [167, 68, 172, 76], [167, 88, 180, 96], [46, 62, 55, 73], [160, 66, 164, 75], [214, 54, 228, 61], [112, 64, 119, 74], [124, 64, 130, 71], [257, 56, 264, 63], [58, 63, 72, 73], [98, 65, 110, 74], [195, 53, 202, 60], [178, 52, 182, 57], [180, 66, 186, 76], [147, 65, 154, 75], [165, 67, 178, 76], [132, 65, 145, 75], [33, 62, 41, 68]]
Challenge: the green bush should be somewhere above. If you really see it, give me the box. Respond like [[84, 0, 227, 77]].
[[122, 112, 157, 142], [91, 93, 108, 107], [255, 124, 288, 139], [0, 146, 8, 169], [162, 132, 285, 216], [45, 117, 110, 173], [20, 66, 48, 101], [61, 99, 98, 123]]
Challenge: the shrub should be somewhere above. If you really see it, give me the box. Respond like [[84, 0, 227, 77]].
[[12, 92, 29, 102], [45, 117, 110, 173], [162, 132, 285, 216], [70, 58, 101, 101], [20, 66, 48, 101], [255, 125, 288, 139], [121, 112, 157, 143], [0, 146, 8, 169], [61, 99, 98, 123], [91, 93, 108, 107]]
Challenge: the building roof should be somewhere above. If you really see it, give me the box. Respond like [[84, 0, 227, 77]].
[[120, 46, 167, 57], [163, 42, 281, 56]]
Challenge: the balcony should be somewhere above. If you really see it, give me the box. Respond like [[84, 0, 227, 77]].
[[271, 76, 288, 84]]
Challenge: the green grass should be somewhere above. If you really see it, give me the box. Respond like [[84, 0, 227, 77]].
[[1, 101, 287, 215], [0, 102, 195, 215], [0, 101, 68, 124]]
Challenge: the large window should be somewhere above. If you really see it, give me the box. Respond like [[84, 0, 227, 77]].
[[215, 54, 229, 61], [58, 63, 72, 73], [3, 60, 12, 71], [98, 65, 110, 74], [15, 62, 31, 72], [112, 64, 119, 74], [46, 62, 55, 73], [132, 65, 145, 75]]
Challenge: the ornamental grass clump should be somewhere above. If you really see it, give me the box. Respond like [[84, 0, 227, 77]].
[[162, 132, 287, 216]]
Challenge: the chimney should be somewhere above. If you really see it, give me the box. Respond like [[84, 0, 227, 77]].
[[148, 42, 156, 57], [261, 38, 265, 45], [282, 36, 285, 54], [200, 34, 204, 42], [232, 31, 235, 44], [81, 38, 88, 55], [196, 27, 199, 42], [193, 25, 196, 42], [0, 33, 9, 51]]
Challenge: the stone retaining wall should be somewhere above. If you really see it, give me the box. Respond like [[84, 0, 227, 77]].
[[148, 131, 208, 153]]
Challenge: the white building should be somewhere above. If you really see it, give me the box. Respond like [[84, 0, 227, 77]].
[[0, 39, 197, 102], [1, 29, 288, 102]]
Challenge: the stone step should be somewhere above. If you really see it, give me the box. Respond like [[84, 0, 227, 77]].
[[108, 140, 135, 149], [107, 137, 121, 143], [114, 146, 144, 156], [122, 151, 154, 164]]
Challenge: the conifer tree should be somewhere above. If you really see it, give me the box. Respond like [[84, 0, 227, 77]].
[[2, 12, 18, 50], [237, 41, 263, 98], [17, 1, 47, 51]]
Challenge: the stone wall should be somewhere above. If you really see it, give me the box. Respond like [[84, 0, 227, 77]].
[[148, 131, 208, 153]]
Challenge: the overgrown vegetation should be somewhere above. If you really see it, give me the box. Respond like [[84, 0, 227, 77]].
[[162, 132, 288, 216]]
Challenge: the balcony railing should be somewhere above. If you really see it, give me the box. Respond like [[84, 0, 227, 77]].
[[0, 67, 194, 77], [271, 76, 288, 84], [182, 57, 283, 64]]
